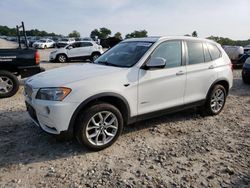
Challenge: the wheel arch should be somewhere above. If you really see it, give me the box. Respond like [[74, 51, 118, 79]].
[[91, 51, 101, 56], [56, 53, 68, 59], [206, 79, 230, 99], [68, 92, 131, 136]]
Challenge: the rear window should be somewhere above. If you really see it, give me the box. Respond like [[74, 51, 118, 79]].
[[207, 43, 221, 60], [81, 42, 93, 47]]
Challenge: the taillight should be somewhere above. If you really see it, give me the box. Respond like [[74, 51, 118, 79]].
[[230, 61, 233, 71], [35, 50, 40, 65]]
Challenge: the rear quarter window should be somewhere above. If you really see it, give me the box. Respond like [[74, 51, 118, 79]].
[[207, 43, 221, 60]]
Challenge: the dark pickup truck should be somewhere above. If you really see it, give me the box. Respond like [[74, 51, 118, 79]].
[[0, 48, 44, 98], [0, 22, 44, 98]]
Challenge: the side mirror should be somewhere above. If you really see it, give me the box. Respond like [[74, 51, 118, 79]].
[[143, 57, 166, 70], [67, 46, 73, 50]]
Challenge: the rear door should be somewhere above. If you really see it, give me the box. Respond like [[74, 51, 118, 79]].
[[79, 42, 93, 57], [138, 40, 186, 115], [184, 41, 218, 104]]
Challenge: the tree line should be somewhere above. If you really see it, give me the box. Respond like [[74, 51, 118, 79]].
[[0, 25, 249, 46]]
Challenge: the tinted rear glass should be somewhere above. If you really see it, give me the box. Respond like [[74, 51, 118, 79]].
[[207, 43, 221, 60]]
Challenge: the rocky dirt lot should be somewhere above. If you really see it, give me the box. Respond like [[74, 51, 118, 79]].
[[0, 39, 250, 187]]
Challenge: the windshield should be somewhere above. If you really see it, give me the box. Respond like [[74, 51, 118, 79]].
[[61, 39, 69, 42], [94, 41, 153, 67], [39, 39, 46, 43]]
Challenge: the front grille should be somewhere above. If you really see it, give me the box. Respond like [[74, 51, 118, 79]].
[[24, 84, 33, 98]]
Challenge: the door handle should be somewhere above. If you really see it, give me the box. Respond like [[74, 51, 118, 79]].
[[208, 65, 215, 69], [176, 71, 185, 76]]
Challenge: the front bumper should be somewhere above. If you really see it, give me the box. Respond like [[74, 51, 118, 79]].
[[25, 90, 78, 135], [49, 53, 56, 62]]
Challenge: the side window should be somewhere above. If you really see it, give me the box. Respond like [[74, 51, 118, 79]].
[[151, 41, 182, 68], [186, 41, 204, 65], [81, 42, 93, 47], [207, 43, 221, 60], [203, 43, 212, 62], [72, 42, 81, 48]]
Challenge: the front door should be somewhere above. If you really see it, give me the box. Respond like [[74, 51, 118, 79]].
[[138, 40, 186, 115]]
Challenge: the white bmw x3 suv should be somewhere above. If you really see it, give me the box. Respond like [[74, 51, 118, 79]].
[[24, 36, 233, 150]]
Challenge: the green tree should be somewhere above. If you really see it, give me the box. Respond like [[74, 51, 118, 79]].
[[125, 30, 148, 39], [114, 32, 122, 40], [192, 31, 198, 37], [99, 27, 111, 39], [68, 30, 80, 38], [90, 27, 112, 39], [90, 29, 100, 39]]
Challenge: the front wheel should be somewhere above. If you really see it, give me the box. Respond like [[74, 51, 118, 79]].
[[0, 70, 19, 98], [57, 54, 67, 63], [76, 103, 123, 151], [200, 85, 227, 116]]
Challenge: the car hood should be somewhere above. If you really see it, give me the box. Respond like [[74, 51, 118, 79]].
[[26, 63, 125, 88]]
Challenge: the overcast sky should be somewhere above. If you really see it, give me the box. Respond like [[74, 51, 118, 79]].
[[0, 0, 249, 40]]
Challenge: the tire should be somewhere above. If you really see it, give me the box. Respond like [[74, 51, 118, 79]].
[[242, 73, 250, 84], [0, 70, 19, 98], [200, 84, 227, 116], [90, 53, 101, 61], [44, 45, 47, 49], [57, 54, 67, 63], [75, 103, 123, 151]]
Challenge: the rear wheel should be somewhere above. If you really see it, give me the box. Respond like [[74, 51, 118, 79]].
[[57, 54, 67, 63], [76, 103, 123, 151], [44, 45, 47, 49], [242, 72, 250, 84], [0, 70, 19, 98], [200, 84, 226, 116]]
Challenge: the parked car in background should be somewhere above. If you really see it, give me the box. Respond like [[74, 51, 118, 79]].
[[49, 41, 103, 63], [25, 36, 233, 150], [75, 37, 93, 41], [28, 36, 41, 47], [33, 39, 55, 49], [223, 45, 250, 68], [242, 57, 250, 84], [56, 38, 75, 48], [244, 45, 250, 54]]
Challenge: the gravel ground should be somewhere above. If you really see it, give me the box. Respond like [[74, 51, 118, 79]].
[[0, 40, 250, 188]]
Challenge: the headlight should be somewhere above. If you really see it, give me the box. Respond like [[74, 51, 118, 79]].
[[36, 87, 71, 101], [51, 50, 57, 54]]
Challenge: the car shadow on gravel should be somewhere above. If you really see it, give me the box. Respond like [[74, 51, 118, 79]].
[[230, 78, 250, 97], [123, 108, 200, 135], [0, 111, 91, 169], [0, 108, 200, 169]]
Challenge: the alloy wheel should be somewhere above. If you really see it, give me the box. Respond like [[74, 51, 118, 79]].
[[85, 111, 118, 146], [59, 55, 66, 63], [0, 76, 13, 94], [210, 88, 225, 113]]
